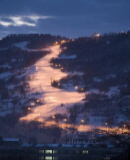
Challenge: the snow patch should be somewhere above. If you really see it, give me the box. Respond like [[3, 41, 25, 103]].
[[14, 41, 29, 50], [0, 72, 12, 79], [59, 54, 76, 59], [0, 64, 12, 68], [69, 71, 84, 76], [93, 78, 102, 82], [108, 86, 120, 98]]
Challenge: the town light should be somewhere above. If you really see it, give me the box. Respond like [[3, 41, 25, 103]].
[[31, 102, 35, 106], [81, 119, 85, 123], [61, 40, 66, 44], [63, 118, 67, 122], [28, 107, 31, 110], [52, 115, 55, 119], [81, 88, 84, 91], [75, 86, 78, 90], [94, 33, 100, 37], [36, 99, 40, 103]]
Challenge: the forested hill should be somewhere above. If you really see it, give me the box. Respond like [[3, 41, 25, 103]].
[[0, 34, 67, 49], [50, 31, 130, 94], [0, 34, 67, 116]]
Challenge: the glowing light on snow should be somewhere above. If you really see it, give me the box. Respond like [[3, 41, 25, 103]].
[[20, 45, 84, 124]]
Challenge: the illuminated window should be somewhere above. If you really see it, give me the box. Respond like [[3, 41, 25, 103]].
[[83, 150, 88, 154], [45, 150, 52, 154], [53, 150, 58, 154], [39, 150, 44, 154], [45, 157, 52, 160]]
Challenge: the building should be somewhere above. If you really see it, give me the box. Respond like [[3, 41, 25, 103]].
[[0, 136, 128, 160], [0, 143, 89, 160]]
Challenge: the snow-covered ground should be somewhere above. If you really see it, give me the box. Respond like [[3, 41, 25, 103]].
[[59, 54, 76, 59], [13, 41, 51, 52], [21, 46, 84, 121], [0, 72, 12, 79], [68, 71, 84, 76], [14, 41, 29, 50], [0, 41, 50, 52], [0, 41, 29, 50], [108, 86, 120, 98]]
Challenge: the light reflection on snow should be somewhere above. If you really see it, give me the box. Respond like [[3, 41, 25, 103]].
[[20, 46, 85, 126]]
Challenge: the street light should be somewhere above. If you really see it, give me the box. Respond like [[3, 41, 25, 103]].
[[81, 119, 85, 123], [55, 41, 58, 45], [36, 99, 40, 103], [28, 107, 32, 120], [81, 88, 84, 91], [75, 86, 78, 90], [123, 125, 126, 133], [52, 115, 55, 119], [63, 118, 67, 122]]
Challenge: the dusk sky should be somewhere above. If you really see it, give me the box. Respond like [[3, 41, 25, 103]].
[[0, 0, 130, 39]]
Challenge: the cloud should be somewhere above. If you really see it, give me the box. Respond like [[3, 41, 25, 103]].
[[0, 21, 12, 27], [0, 0, 129, 39], [28, 15, 53, 22], [0, 15, 53, 27]]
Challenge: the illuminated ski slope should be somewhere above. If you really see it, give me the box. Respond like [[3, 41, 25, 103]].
[[21, 45, 84, 121]]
